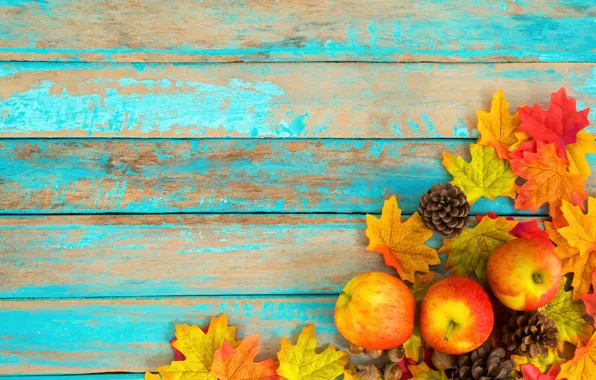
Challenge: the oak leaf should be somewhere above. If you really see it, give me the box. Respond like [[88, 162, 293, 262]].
[[408, 362, 447, 380], [520, 364, 560, 380], [440, 215, 518, 281], [159, 314, 237, 380], [581, 269, 596, 323], [211, 335, 280, 380], [557, 332, 596, 380], [277, 325, 347, 380], [476, 89, 522, 159], [366, 196, 440, 283], [510, 143, 587, 228], [443, 144, 518, 204], [512, 348, 563, 374], [539, 280, 593, 351], [518, 88, 590, 160], [545, 222, 596, 301], [567, 130, 596, 177], [559, 198, 596, 256]]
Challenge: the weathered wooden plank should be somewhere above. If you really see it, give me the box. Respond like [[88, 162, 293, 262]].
[[0, 139, 559, 215], [1, 63, 595, 138], [0, 297, 340, 374], [0, 0, 594, 62], [0, 214, 396, 298]]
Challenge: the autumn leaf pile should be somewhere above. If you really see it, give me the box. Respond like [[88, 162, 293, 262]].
[[365, 89, 596, 379]]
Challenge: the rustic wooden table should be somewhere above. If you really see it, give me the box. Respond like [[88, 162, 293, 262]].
[[0, 0, 595, 378]]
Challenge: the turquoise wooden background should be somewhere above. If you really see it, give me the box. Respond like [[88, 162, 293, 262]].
[[0, 0, 595, 378]]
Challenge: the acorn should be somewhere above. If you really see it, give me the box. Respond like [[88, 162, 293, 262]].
[[387, 346, 405, 362], [384, 363, 403, 380], [348, 342, 365, 355], [365, 349, 384, 359]]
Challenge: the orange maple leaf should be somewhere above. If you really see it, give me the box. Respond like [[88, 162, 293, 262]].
[[510, 143, 587, 227], [476, 89, 522, 159], [211, 334, 280, 380], [558, 332, 596, 380], [365, 196, 440, 283]]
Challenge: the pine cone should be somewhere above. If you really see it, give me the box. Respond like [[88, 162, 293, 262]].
[[502, 311, 558, 358], [454, 343, 515, 380], [418, 183, 470, 237]]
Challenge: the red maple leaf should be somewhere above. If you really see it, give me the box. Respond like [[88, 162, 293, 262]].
[[581, 268, 596, 322], [518, 88, 590, 160], [510, 220, 552, 245], [520, 363, 560, 380]]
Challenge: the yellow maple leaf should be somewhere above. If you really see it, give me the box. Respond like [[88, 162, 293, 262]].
[[440, 215, 518, 281], [509, 130, 532, 152], [558, 332, 596, 380], [211, 334, 279, 380], [159, 314, 237, 380], [539, 280, 593, 351], [277, 325, 348, 380], [145, 373, 161, 380], [545, 221, 596, 301], [443, 144, 518, 204], [567, 130, 596, 177], [559, 198, 596, 256], [410, 272, 435, 302], [512, 347, 563, 374], [365, 196, 440, 283], [408, 362, 448, 380], [476, 89, 522, 159], [403, 325, 423, 362]]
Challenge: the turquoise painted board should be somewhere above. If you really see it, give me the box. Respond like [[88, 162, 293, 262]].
[[0, 297, 339, 374], [0, 0, 595, 62], [0, 139, 562, 215], [0, 63, 595, 138]]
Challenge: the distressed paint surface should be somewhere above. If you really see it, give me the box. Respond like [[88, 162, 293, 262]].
[[0, 297, 340, 374], [1, 63, 595, 138], [0, 0, 595, 62], [0, 138, 562, 215]]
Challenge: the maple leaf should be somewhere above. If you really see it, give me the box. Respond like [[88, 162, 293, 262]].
[[545, 221, 596, 301], [559, 198, 596, 257], [567, 130, 596, 177], [440, 215, 518, 280], [510, 143, 587, 228], [277, 325, 347, 380], [408, 362, 448, 380], [366, 196, 440, 283], [510, 219, 551, 245], [443, 144, 518, 204], [403, 325, 423, 363], [558, 332, 596, 380], [343, 365, 381, 380], [518, 88, 590, 160], [520, 363, 560, 380], [410, 272, 435, 302], [211, 334, 280, 380], [539, 280, 593, 351], [512, 348, 563, 374], [159, 314, 237, 380], [145, 373, 161, 380], [476, 89, 522, 159], [581, 268, 596, 323]]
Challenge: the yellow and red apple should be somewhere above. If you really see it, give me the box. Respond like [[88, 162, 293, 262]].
[[420, 276, 493, 354], [335, 272, 415, 350], [487, 238, 561, 311]]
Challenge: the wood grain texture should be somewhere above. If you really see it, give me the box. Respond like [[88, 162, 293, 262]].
[[0, 214, 405, 298], [1, 63, 595, 138], [0, 296, 339, 374], [0, 138, 561, 215], [0, 0, 595, 62]]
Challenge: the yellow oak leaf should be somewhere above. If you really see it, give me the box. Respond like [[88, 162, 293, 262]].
[[545, 221, 596, 301], [366, 196, 440, 283], [403, 325, 423, 362], [159, 314, 237, 380], [539, 280, 593, 351], [476, 89, 522, 159], [145, 373, 161, 380], [567, 130, 596, 177], [559, 198, 596, 256], [408, 362, 448, 380], [557, 332, 596, 380], [211, 334, 280, 380], [440, 215, 518, 281], [443, 144, 518, 204], [277, 325, 348, 380], [512, 347, 563, 374]]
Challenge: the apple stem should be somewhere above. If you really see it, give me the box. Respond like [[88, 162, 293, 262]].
[[444, 321, 457, 342], [340, 291, 352, 301]]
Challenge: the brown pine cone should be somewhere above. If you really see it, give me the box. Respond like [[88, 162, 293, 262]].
[[454, 343, 515, 380], [502, 311, 558, 358], [418, 183, 470, 237]]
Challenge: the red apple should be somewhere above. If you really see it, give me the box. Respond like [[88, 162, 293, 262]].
[[487, 238, 561, 311], [335, 272, 415, 349], [420, 276, 493, 354]]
